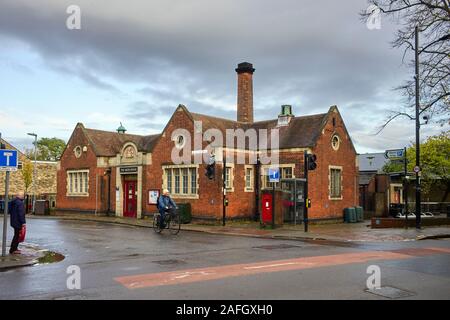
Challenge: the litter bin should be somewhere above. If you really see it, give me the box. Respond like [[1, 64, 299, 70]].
[[355, 206, 364, 222], [35, 200, 50, 215], [177, 203, 192, 224], [344, 207, 357, 223]]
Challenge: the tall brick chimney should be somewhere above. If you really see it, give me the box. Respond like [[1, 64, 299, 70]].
[[236, 62, 255, 123]]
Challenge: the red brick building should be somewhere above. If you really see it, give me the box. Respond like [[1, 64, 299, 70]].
[[57, 62, 359, 222]]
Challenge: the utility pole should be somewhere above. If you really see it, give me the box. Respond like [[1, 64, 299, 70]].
[[27, 133, 38, 214], [414, 26, 422, 229]]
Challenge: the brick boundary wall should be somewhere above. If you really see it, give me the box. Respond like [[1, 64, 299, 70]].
[[371, 217, 450, 228]]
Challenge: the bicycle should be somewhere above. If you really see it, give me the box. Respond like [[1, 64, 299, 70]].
[[153, 207, 181, 235]]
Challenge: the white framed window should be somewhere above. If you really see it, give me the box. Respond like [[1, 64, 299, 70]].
[[167, 169, 172, 193], [163, 165, 199, 199], [182, 168, 189, 194], [329, 166, 343, 200], [245, 165, 254, 192], [190, 168, 197, 194], [224, 164, 234, 192], [67, 170, 89, 196], [174, 168, 180, 194], [261, 164, 295, 189]]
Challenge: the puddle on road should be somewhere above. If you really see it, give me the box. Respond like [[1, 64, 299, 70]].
[[35, 251, 65, 265]]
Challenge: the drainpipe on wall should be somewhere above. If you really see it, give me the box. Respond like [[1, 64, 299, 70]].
[[255, 157, 261, 222], [107, 169, 111, 216], [95, 173, 98, 216]]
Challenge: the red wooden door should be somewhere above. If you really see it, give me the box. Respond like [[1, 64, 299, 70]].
[[124, 181, 137, 218]]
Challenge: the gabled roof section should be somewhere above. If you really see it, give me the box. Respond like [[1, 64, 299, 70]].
[[186, 107, 328, 149], [75, 123, 160, 157], [324, 105, 357, 154], [0, 138, 26, 157]]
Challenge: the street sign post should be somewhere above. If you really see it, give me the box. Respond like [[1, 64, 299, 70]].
[[1, 149, 18, 257], [385, 149, 405, 160], [267, 168, 279, 229]]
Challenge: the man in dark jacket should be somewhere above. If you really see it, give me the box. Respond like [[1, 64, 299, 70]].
[[8, 192, 26, 254], [157, 189, 177, 228]]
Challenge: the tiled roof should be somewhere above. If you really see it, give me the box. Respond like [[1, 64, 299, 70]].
[[82, 127, 160, 157], [190, 111, 328, 149], [78, 104, 339, 156], [0, 138, 25, 157]]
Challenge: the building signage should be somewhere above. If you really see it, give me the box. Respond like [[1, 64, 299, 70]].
[[120, 166, 138, 174], [148, 189, 159, 205], [384, 149, 404, 160], [0, 149, 18, 172]]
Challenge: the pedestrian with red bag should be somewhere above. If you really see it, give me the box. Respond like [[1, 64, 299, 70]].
[[8, 192, 26, 254]]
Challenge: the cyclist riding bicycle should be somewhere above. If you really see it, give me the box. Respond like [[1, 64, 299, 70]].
[[157, 189, 177, 228]]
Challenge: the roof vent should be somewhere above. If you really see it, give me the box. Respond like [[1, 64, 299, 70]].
[[280, 105, 293, 117], [277, 105, 294, 127], [117, 122, 127, 134]]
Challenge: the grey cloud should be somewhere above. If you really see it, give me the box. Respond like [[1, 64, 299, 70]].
[[0, 0, 424, 151]]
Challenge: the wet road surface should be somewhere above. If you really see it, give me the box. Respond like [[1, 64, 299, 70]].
[[0, 219, 449, 299]]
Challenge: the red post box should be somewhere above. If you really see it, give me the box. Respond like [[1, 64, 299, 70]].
[[262, 193, 273, 224]]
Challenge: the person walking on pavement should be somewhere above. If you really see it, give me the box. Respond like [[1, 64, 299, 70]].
[[158, 189, 177, 228], [9, 192, 26, 254]]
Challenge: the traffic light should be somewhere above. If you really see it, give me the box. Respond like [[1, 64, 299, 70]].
[[205, 155, 215, 180], [306, 154, 317, 171]]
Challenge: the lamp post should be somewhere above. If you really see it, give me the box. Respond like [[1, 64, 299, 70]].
[[414, 26, 421, 229], [27, 133, 37, 214]]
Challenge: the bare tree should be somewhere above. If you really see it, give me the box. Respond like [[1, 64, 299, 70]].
[[362, 0, 450, 133]]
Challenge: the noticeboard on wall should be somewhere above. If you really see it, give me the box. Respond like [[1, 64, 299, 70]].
[[148, 189, 160, 205]]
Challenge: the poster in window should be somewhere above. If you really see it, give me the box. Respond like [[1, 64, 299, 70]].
[[148, 189, 159, 205]]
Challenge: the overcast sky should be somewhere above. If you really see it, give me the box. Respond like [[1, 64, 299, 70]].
[[0, 0, 444, 154]]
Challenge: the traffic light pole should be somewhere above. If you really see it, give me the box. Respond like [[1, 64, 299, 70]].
[[304, 151, 309, 233]]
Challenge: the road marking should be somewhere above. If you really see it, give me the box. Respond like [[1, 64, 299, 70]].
[[244, 262, 297, 270], [114, 247, 450, 290]]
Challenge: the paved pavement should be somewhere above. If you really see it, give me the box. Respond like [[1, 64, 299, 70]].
[[0, 243, 46, 270], [0, 218, 449, 300], [26, 213, 450, 242]]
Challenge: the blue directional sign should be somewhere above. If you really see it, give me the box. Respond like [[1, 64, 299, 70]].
[[384, 149, 404, 160], [268, 167, 280, 183], [0, 149, 18, 171]]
